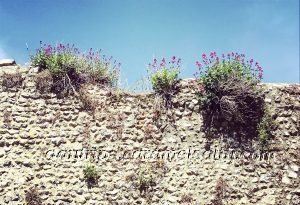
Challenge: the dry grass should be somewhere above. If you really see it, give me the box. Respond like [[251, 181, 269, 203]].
[[179, 193, 193, 204], [1, 72, 23, 90], [34, 70, 52, 93], [24, 187, 43, 205], [77, 85, 98, 114], [3, 108, 12, 126], [211, 177, 227, 205]]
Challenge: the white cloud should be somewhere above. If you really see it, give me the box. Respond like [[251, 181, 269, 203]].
[[0, 47, 8, 59]]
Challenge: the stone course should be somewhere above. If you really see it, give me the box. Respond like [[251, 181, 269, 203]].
[[0, 61, 299, 204]]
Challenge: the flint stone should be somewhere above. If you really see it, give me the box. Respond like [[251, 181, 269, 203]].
[[0, 59, 16, 67]]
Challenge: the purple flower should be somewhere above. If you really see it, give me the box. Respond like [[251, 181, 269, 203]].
[[177, 58, 182, 65], [171, 56, 176, 63], [196, 61, 202, 69], [256, 66, 263, 71]]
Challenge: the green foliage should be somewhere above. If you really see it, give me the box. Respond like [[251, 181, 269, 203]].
[[199, 61, 260, 108], [30, 42, 120, 96], [138, 165, 156, 190], [257, 108, 274, 151], [195, 52, 265, 144], [150, 67, 180, 93], [31, 51, 76, 77], [83, 163, 98, 181], [147, 56, 181, 94]]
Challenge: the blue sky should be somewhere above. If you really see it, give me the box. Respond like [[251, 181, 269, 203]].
[[0, 0, 299, 86]]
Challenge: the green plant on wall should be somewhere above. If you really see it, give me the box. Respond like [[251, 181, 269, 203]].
[[83, 162, 99, 188], [147, 56, 181, 95], [194, 52, 265, 145], [30, 41, 120, 96], [137, 164, 156, 194]]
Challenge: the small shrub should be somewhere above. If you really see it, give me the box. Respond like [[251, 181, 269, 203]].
[[1, 71, 23, 89], [83, 163, 98, 182], [30, 41, 120, 96], [137, 165, 156, 194], [257, 107, 274, 151], [147, 56, 181, 95], [129, 162, 167, 197], [34, 70, 53, 93], [194, 52, 265, 144], [24, 187, 43, 205]]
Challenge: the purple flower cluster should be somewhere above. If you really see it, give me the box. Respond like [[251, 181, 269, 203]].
[[39, 41, 79, 56], [148, 56, 181, 71], [194, 51, 263, 80], [38, 41, 121, 70]]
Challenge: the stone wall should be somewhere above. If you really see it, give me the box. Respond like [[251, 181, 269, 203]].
[[0, 61, 299, 205]]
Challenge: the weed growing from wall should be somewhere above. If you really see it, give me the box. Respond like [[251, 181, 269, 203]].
[[194, 52, 265, 148], [257, 107, 275, 151], [147, 56, 181, 104], [30, 41, 120, 97], [83, 162, 99, 188], [24, 187, 43, 205], [211, 177, 227, 205]]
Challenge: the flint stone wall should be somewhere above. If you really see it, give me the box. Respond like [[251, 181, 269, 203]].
[[0, 62, 299, 205]]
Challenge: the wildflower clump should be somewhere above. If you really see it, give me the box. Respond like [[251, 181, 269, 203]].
[[194, 52, 265, 144], [147, 56, 181, 95], [30, 41, 120, 96]]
